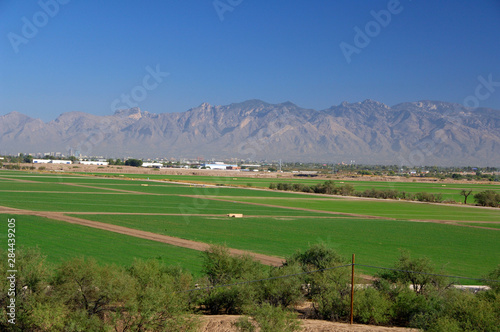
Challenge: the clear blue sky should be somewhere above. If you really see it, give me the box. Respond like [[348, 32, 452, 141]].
[[1, 0, 499, 121]]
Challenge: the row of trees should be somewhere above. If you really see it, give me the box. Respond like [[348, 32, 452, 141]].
[[270, 181, 446, 203], [1, 246, 499, 331], [270, 181, 500, 206]]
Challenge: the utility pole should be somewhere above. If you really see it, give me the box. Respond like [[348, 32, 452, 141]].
[[350, 254, 355, 325]]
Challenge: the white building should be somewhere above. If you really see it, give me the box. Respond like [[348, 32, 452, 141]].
[[79, 161, 109, 166], [142, 162, 163, 168], [33, 159, 51, 164], [50, 160, 72, 164], [201, 163, 239, 170]]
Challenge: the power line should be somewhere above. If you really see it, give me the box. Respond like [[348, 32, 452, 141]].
[[355, 264, 500, 283], [179, 263, 498, 293], [179, 264, 353, 293]]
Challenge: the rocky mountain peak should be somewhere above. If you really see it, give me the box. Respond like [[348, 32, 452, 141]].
[[1, 99, 498, 166], [114, 107, 142, 119]]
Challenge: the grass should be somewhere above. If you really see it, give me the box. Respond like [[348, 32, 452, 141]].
[[1, 214, 204, 275], [67, 213, 500, 280], [458, 222, 500, 229], [1, 170, 499, 282], [220, 196, 500, 221], [66, 171, 500, 203], [0, 191, 329, 216]]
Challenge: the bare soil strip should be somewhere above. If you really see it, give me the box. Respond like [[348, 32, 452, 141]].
[[0, 176, 39, 183], [62, 182, 166, 195], [0, 205, 284, 266]]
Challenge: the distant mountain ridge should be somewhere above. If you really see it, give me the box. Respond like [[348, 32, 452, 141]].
[[1, 99, 499, 166]]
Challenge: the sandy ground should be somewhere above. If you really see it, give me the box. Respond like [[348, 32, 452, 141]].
[[199, 315, 418, 332]]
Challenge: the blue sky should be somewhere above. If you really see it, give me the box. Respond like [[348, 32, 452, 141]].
[[1, 0, 499, 121]]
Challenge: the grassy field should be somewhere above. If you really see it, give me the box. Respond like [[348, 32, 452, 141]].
[[1, 214, 204, 274], [1, 170, 498, 283], [67, 213, 500, 279], [217, 196, 500, 222], [67, 171, 500, 203]]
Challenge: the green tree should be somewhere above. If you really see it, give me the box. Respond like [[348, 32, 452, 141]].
[[125, 159, 143, 167], [377, 250, 447, 294], [53, 257, 134, 317], [474, 190, 500, 207]]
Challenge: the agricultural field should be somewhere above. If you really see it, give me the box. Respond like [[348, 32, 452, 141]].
[[76, 171, 500, 203], [0, 169, 499, 283]]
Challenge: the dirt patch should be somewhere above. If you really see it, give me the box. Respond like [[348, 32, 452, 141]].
[[198, 315, 418, 332]]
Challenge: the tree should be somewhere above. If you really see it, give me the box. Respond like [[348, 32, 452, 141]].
[[377, 250, 447, 294], [53, 257, 134, 317], [23, 155, 33, 163], [474, 190, 500, 207], [125, 159, 143, 167], [459, 189, 473, 204]]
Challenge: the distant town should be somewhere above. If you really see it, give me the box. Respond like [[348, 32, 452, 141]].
[[1, 152, 498, 181]]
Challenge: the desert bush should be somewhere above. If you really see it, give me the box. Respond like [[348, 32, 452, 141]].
[[53, 257, 135, 318], [287, 243, 347, 272], [200, 244, 264, 314], [415, 192, 443, 203], [354, 287, 392, 325], [258, 263, 303, 308], [286, 244, 350, 321], [240, 303, 302, 332], [378, 250, 448, 294], [202, 244, 264, 286], [438, 288, 500, 332], [474, 190, 500, 207]]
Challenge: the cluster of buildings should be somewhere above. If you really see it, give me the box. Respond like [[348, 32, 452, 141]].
[[30, 159, 262, 171], [32, 159, 109, 166]]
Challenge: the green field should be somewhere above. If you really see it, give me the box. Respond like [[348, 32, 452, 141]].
[[68, 171, 500, 203], [217, 196, 500, 222], [1, 170, 498, 283], [1, 214, 204, 274], [67, 213, 500, 278]]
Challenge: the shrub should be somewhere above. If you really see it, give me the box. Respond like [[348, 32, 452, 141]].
[[354, 287, 392, 325], [474, 190, 500, 207], [200, 244, 264, 314], [287, 243, 347, 272], [440, 289, 500, 332], [377, 250, 447, 294], [258, 263, 303, 308], [240, 303, 302, 332]]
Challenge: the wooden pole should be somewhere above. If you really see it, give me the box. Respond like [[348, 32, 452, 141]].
[[350, 253, 355, 325]]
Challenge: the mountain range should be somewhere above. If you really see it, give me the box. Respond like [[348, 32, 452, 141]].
[[1, 99, 499, 166]]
